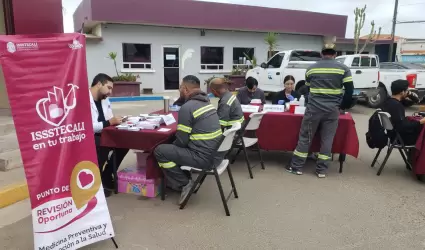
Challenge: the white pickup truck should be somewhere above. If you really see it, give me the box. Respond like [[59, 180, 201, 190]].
[[246, 50, 380, 107], [372, 62, 425, 107]]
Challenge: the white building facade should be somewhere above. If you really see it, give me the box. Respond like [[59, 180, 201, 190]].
[[86, 24, 324, 93]]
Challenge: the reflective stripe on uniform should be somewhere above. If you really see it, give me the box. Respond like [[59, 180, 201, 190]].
[[159, 161, 176, 168], [317, 154, 331, 160], [227, 95, 237, 106], [228, 116, 245, 125], [305, 82, 311, 86], [294, 150, 308, 158], [310, 88, 343, 95], [219, 120, 228, 126], [193, 104, 215, 118], [177, 124, 192, 133], [343, 76, 353, 83], [306, 68, 345, 77], [190, 129, 222, 140], [220, 116, 245, 126]]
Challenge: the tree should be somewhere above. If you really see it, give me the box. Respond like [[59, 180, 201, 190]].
[[353, 5, 382, 54], [264, 32, 279, 60]]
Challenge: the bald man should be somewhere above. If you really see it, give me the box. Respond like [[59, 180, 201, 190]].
[[154, 75, 223, 204], [210, 78, 244, 129]]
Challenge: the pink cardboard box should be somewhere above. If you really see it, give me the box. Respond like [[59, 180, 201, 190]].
[[118, 166, 161, 198]]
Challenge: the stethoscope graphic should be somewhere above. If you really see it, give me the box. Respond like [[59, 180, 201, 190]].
[[64, 83, 79, 111]]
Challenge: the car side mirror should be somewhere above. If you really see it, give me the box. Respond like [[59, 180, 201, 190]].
[[260, 63, 267, 69]]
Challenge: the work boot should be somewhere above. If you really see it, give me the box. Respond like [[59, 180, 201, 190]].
[[286, 166, 303, 175], [316, 172, 326, 178], [179, 180, 194, 205]]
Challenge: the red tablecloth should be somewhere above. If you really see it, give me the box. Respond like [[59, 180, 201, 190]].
[[414, 125, 425, 175], [244, 111, 359, 158], [100, 112, 177, 179]]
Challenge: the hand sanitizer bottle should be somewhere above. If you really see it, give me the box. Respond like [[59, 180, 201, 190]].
[[299, 95, 305, 107]]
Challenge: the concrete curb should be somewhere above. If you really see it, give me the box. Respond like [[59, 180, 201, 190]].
[[0, 182, 28, 208]]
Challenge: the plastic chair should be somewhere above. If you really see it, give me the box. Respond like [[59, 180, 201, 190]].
[[230, 111, 267, 179], [371, 111, 414, 176], [179, 122, 241, 216]]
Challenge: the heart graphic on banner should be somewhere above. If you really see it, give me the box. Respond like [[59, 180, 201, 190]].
[[78, 171, 94, 188], [71, 161, 101, 209]]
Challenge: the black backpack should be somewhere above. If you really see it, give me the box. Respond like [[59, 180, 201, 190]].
[[366, 110, 388, 149]]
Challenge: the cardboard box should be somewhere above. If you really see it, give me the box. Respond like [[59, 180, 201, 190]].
[[117, 166, 160, 198]]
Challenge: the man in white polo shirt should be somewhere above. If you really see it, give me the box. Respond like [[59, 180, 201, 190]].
[[90, 73, 128, 197]]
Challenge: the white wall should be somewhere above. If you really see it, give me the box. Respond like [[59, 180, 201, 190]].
[[85, 24, 323, 93]]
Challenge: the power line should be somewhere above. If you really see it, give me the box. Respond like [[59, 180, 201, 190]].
[[397, 20, 425, 24], [399, 1, 425, 6]]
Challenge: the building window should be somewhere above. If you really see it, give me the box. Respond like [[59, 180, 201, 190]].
[[232, 47, 255, 69], [122, 43, 152, 70], [201, 46, 224, 70]]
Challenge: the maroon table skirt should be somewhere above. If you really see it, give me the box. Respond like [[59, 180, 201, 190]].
[[100, 112, 177, 179], [244, 111, 359, 158], [414, 125, 425, 175]]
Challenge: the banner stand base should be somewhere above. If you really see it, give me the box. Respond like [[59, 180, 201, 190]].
[[111, 237, 119, 248]]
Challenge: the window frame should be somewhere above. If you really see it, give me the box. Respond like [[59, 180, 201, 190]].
[[121, 43, 154, 73], [200, 46, 225, 73], [232, 47, 255, 70]]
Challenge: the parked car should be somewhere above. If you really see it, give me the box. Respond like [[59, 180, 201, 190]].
[[245, 51, 380, 109], [374, 62, 425, 107]]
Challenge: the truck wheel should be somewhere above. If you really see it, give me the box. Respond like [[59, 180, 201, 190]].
[[367, 87, 387, 109]]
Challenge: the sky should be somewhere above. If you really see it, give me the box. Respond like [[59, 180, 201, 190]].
[[62, 0, 425, 38]]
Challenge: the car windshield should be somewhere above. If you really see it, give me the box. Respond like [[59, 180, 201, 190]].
[[289, 51, 321, 62]]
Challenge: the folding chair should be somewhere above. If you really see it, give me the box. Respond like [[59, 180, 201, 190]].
[[179, 122, 241, 216], [371, 112, 414, 176], [230, 112, 266, 179]]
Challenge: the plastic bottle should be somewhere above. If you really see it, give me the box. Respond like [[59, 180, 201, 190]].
[[299, 95, 305, 107]]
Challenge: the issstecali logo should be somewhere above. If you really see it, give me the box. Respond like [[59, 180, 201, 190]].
[[6, 41, 39, 53], [69, 39, 83, 50]]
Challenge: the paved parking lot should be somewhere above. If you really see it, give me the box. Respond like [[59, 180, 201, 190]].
[[1, 101, 425, 250]]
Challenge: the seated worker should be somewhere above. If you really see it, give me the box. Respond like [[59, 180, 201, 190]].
[[210, 77, 244, 129], [236, 77, 266, 105], [154, 75, 224, 204], [90, 73, 129, 197], [173, 95, 185, 106], [381, 79, 425, 145], [272, 75, 300, 104]]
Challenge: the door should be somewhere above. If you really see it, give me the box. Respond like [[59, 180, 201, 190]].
[[351, 55, 378, 89], [163, 46, 180, 90], [260, 52, 285, 92]]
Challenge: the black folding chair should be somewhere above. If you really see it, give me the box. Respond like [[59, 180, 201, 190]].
[[179, 122, 241, 216], [229, 112, 266, 179], [371, 111, 414, 176]]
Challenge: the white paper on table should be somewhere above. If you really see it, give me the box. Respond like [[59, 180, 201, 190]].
[[241, 105, 260, 113], [162, 113, 176, 125], [263, 104, 285, 112], [158, 128, 171, 132], [250, 99, 262, 104], [294, 106, 306, 115], [116, 124, 128, 130]]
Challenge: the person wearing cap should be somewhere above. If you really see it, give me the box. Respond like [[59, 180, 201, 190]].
[[286, 41, 354, 178], [210, 77, 244, 130]]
